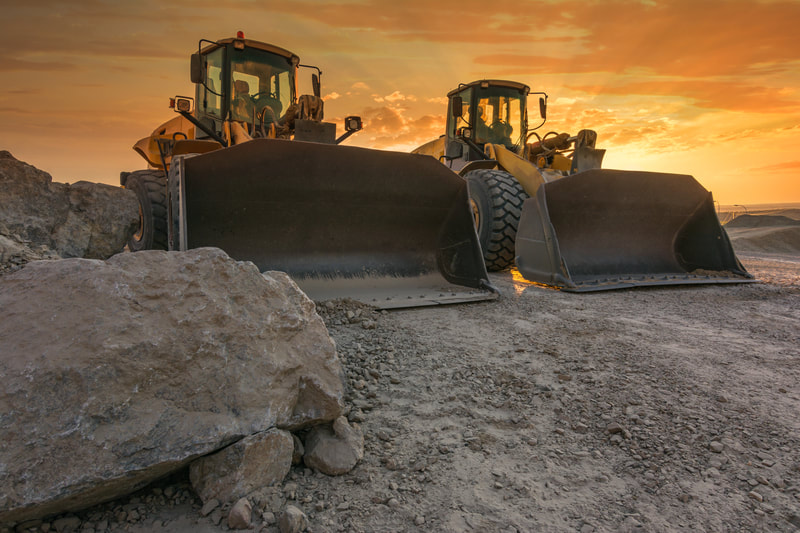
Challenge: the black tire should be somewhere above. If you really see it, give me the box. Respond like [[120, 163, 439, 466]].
[[124, 170, 168, 251], [465, 168, 528, 271]]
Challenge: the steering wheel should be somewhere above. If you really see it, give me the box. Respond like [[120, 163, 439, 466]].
[[257, 106, 280, 137], [252, 91, 279, 102], [489, 119, 512, 137]]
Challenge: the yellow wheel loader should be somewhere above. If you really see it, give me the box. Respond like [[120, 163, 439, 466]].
[[121, 34, 495, 308], [414, 79, 754, 291]]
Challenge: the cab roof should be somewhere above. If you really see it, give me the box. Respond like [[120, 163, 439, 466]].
[[447, 80, 531, 98], [199, 37, 299, 64]]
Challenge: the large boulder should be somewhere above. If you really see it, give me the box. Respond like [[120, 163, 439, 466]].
[[0, 248, 345, 525], [0, 151, 138, 272]]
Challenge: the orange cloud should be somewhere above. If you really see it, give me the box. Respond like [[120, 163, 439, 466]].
[[0, 58, 74, 72], [347, 106, 445, 151], [473, 1, 800, 77], [566, 80, 799, 114], [751, 160, 800, 173]]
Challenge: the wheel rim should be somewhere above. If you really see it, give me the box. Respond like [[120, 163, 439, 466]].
[[133, 204, 144, 243], [470, 198, 480, 230]]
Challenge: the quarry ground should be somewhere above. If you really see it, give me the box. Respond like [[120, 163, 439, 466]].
[[16, 217, 800, 533]]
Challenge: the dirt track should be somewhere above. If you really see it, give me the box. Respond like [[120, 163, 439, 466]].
[[37, 248, 799, 533]]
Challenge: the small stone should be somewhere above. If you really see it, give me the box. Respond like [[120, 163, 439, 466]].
[[261, 511, 276, 525], [227, 498, 252, 530], [709, 441, 724, 453], [414, 515, 425, 526], [748, 491, 764, 502], [14, 520, 43, 532], [606, 422, 625, 434], [756, 451, 773, 461], [53, 517, 82, 533], [278, 505, 308, 533], [200, 498, 220, 517]]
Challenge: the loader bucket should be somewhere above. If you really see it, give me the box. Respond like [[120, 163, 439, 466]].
[[515, 169, 755, 292], [171, 139, 496, 308]]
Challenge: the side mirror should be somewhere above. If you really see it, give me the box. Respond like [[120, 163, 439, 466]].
[[539, 96, 547, 120], [344, 115, 362, 133], [170, 96, 194, 114], [190, 53, 204, 84], [451, 96, 463, 118], [312, 74, 321, 98]]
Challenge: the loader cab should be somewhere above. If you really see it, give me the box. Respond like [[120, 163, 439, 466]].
[[190, 35, 299, 139], [444, 80, 530, 171]]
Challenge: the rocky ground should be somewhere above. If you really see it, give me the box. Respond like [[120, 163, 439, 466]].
[[11, 244, 799, 533]]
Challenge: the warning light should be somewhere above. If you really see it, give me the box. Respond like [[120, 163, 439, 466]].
[[234, 31, 245, 50]]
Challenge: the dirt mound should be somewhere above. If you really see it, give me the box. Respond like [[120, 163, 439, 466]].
[[729, 227, 800, 254], [725, 214, 800, 228]]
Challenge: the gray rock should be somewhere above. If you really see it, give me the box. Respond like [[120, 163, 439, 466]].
[[199, 499, 220, 517], [0, 151, 138, 271], [278, 505, 308, 533], [190, 428, 294, 504], [52, 516, 81, 533], [227, 498, 252, 530], [0, 249, 344, 524], [292, 434, 305, 466], [303, 417, 364, 475]]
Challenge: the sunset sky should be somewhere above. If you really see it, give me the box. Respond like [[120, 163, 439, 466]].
[[1, 0, 798, 205]]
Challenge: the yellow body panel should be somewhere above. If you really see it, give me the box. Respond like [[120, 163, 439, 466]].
[[486, 144, 554, 197], [133, 116, 196, 169], [411, 136, 445, 160]]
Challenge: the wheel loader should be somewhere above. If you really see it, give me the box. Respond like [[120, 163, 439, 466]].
[[121, 33, 495, 308], [414, 79, 755, 291]]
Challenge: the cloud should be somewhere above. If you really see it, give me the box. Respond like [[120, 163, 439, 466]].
[[426, 97, 448, 105], [372, 91, 418, 103], [0, 58, 74, 73], [351, 82, 370, 91], [472, 1, 800, 77], [750, 160, 800, 173], [351, 105, 445, 151], [323, 92, 341, 101], [567, 80, 800, 114]]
